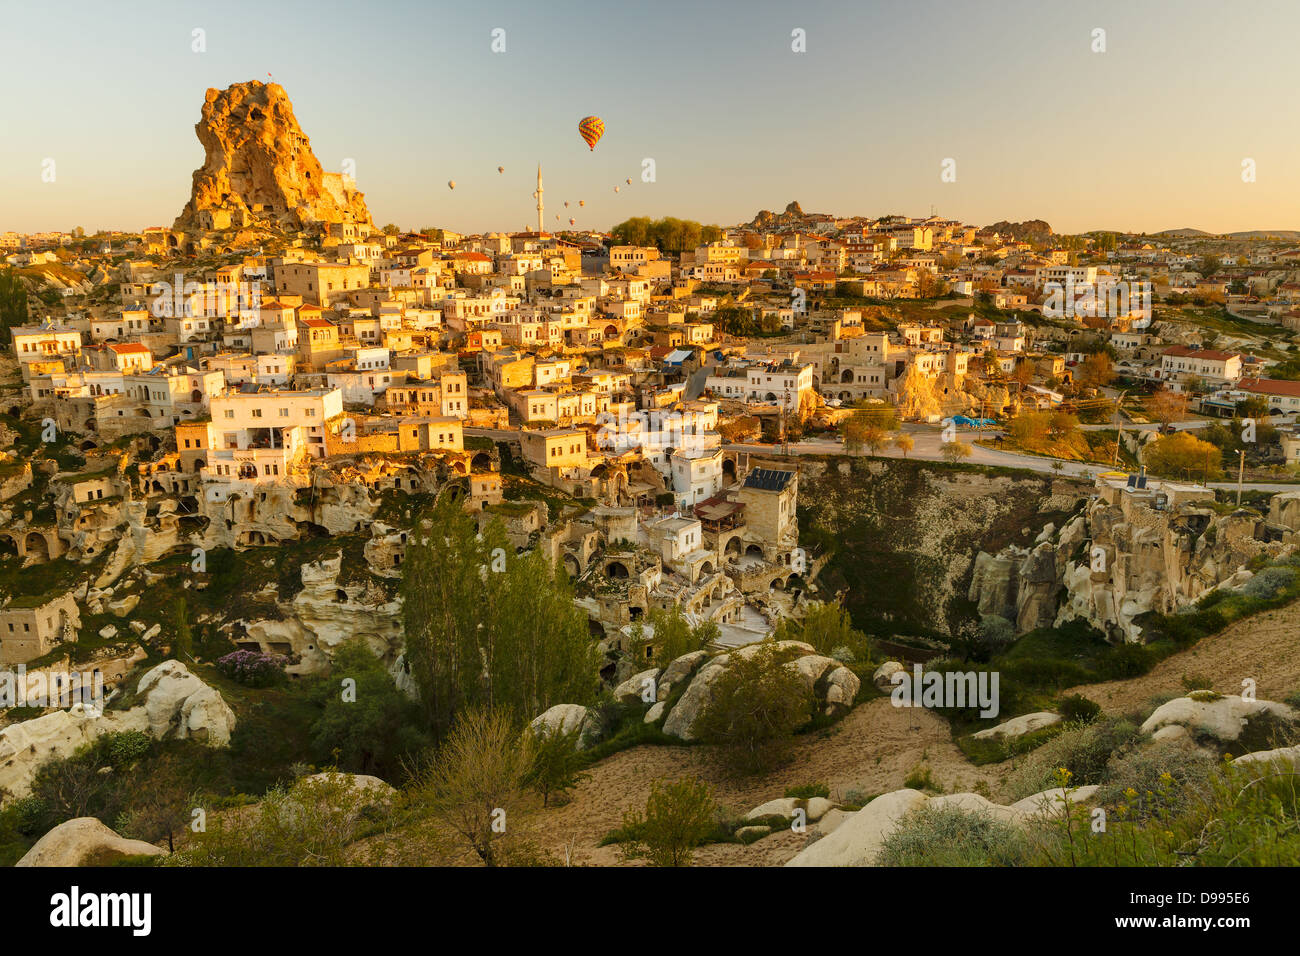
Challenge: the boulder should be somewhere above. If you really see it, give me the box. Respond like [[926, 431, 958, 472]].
[[643, 701, 666, 724], [528, 704, 598, 749], [16, 817, 164, 867], [137, 660, 236, 746], [613, 667, 661, 706], [662, 659, 727, 740], [1009, 785, 1099, 816], [744, 796, 834, 822], [301, 771, 397, 803], [972, 711, 1061, 741], [929, 792, 1025, 826], [656, 650, 708, 699], [784, 789, 928, 867], [1232, 744, 1300, 769], [872, 661, 904, 690], [1140, 695, 1297, 744]]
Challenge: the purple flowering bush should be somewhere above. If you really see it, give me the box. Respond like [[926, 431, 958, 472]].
[[216, 649, 288, 688]]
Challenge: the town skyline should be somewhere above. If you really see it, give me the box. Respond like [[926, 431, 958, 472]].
[[6, 0, 1300, 236]]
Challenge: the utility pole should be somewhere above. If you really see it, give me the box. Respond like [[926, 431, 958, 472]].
[[1237, 448, 1246, 506], [1113, 389, 1128, 468]]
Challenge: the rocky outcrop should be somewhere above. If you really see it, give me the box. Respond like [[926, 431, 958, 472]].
[[972, 491, 1286, 643], [16, 817, 164, 867], [785, 788, 928, 866], [174, 81, 371, 235], [136, 660, 236, 745], [528, 704, 600, 749], [1140, 694, 1297, 745], [0, 660, 235, 802], [971, 711, 1061, 741], [784, 784, 1100, 866], [658, 641, 858, 741]]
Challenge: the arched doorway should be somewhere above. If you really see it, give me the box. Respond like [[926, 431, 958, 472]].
[[24, 532, 49, 562]]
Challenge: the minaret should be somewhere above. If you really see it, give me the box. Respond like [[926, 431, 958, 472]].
[[533, 164, 544, 234]]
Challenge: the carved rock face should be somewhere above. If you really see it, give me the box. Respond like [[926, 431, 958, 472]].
[[174, 81, 371, 234]]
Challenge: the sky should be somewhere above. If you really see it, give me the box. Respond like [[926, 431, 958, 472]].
[[4, 0, 1300, 237]]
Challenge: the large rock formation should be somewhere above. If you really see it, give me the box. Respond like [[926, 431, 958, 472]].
[[0, 660, 235, 801], [16, 817, 165, 867], [970, 490, 1287, 644], [174, 81, 371, 235]]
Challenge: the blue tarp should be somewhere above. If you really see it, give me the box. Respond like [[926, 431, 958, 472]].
[[951, 415, 997, 427]]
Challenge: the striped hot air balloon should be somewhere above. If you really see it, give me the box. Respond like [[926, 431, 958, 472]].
[[578, 115, 605, 151]]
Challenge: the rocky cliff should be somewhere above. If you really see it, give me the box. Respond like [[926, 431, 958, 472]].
[[174, 81, 372, 235], [971, 492, 1291, 644]]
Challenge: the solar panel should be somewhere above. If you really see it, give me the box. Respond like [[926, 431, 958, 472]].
[[744, 468, 794, 491]]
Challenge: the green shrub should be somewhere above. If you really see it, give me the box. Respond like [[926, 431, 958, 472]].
[[1095, 742, 1217, 816], [1005, 718, 1140, 801], [877, 804, 1031, 866], [784, 783, 830, 800], [1057, 694, 1101, 723], [1242, 565, 1296, 600]]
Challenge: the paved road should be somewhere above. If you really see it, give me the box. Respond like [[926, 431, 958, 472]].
[[728, 423, 1300, 493]]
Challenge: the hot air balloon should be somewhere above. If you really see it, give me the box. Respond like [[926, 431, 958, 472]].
[[497, 166, 504, 174], [578, 115, 605, 151], [564, 201, 569, 208], [447, 180, 456, 190], [626, 178, 632, 185], [569, 218, 576, 226], [579, 200, 585, 207], [614, 186, 620, 193]]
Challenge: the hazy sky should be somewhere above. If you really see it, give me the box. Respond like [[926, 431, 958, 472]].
[[4, 0, 1300, 236]]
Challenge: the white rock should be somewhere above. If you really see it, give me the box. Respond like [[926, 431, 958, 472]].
[[16, 817, 164, 867], [613, 667, 660, 706], [1232, 744, 1300, 769], [643, 701, 666, 724], [784, 789, 928, 867], [1009, 785, 1100, 816], [929, 792, 1026, 826], [872, 661, 904, 690], [972, 711, 1061, 741], [528, 704, 597, 748], [1140, 695, 1297, 744]]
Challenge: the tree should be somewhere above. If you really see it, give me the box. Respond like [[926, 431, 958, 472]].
[[940, 440, 973, 465], [309, 639, 432, 778], [1076, 352, 1114, 390], [524, 724, 589, 807], [411, 707, 533, 867], [773, 601, 870, 662], [843, 413, 887, 456], [401, 494, 600, 738], [695, 640, 812, 772], [618, 776, 718, 867], [1144, 431, 1224, 481], [115, 751, 196, 854], [646, 604, 717, 664], [382, 223, 400, 234], [0, 269, 29, 345], [1146, 388, 1188, 427], [892, 433, 914, 458]]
